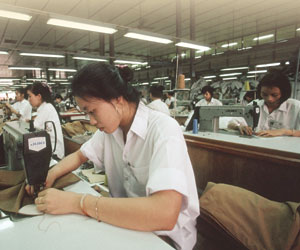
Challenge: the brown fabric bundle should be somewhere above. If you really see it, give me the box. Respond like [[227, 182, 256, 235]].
[[62, 121, 97, 137], [198, 182, 300, 250], [0, 170, 80, 213]]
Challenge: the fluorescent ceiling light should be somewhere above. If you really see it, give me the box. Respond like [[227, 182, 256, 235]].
[[285, 61, 290, 65], [206, 79, 212, 82], [0, 82, 13, 85], [237, 47, 252, 51], [72, 56, 108, 62], [246, 75, 256, 78], [140, 82, 149, 85], [47, 18, 117, 34], [256, 62, 280, 68], [185, 78, 191, 81], [221, 67, 249, 71], [154, 77, 169, 80], [50, 79, 69, 82], [20, 52, 65, 58], [219, 72, 242, 77], [124, 32, 173, 44], [221, 42, 238, 48], [48, 68, 77, 72], [212, 52, 224, 56], [9, 66, 42, 70], [0, 51, 8, 55], [27, 78, 47, 81], [253, 34, 274, 41], [114, 60, 146, 65], [0, 9, 32, 21], [175, 41, 210, 52], [203, 75, 216, 79], [195, 56, 202, 59], [222, 77, 237, 80], [247, 70, 267, 74], [296, 28, 300, 31], [60, 82, 71, 85], [0, 78, 20, 82], [151, 81, 159, 84]]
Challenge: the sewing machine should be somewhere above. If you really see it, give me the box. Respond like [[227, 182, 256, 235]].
[[198, 103, 260, 132], [3, 121, 53, 195]]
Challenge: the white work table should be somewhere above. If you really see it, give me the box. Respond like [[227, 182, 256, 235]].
[[184, 131, 300, 155], [0, 181, 174, 250]]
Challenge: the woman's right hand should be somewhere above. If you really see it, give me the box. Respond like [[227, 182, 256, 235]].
[[238, 125, 253, 136], [25, 168, 58, 196]]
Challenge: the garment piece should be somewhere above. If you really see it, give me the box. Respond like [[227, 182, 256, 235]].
[[80, 102, 199, 250], [0, 170, 80, 213], [148, 99, 170, 116], [199, 182, 300, 250], [195, 97, 223, 107], [12, 99, 32, 121], [34, 102, 65, 159]]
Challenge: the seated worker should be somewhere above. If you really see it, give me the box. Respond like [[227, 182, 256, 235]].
[[240, 90, 255, 106], [27, 82, 65, 160], [5, 87, 32, 121], [228, 70, 300, 137], [165, 90, 175, 108], [26, 63, 199, 250], [195, 85, 223, 106], [55, 94, 66, 112], [147, 85, 170, 116]]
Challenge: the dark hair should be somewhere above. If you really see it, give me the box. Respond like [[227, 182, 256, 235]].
[[201, 85, 214, 95], [55, 94, 63, 100], [71, 63, 139, 105], [27, 82, 61, 120], [16, 87, 28, 99], [27, 82, 52, 103], [150, 85, 164, 99], [243, 91, 255, 100], [167, 91, 174, 96], [257, 70, 291, 103]]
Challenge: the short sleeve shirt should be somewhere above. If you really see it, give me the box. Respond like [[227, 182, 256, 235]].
[[12, 99, 32, 121], [80, 102, 199, 250], [195, 97, 223, 106]]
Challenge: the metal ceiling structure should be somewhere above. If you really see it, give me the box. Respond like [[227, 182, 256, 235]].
[[0, 0, 300, 81]]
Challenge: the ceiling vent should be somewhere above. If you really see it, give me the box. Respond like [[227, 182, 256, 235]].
[[22, 41, 34, 46], [4, 39, 17, 44]]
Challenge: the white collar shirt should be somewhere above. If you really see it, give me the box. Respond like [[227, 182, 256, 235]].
[[165, 96, 175, 106], [34, 102, 65, 159], [147, 99, 170, 116], [195, 97, 223, 106], [80, 102, 199, 250], [12, 99, 32, 121], [256, 98, 300, 131]]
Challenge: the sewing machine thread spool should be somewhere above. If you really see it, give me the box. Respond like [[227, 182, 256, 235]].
[[193, 119, 198, 134]]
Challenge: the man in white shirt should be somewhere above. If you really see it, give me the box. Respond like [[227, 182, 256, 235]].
[[165, 91, 175, 109], [5, 87, 32, 121], [148, 85, 170, 116]]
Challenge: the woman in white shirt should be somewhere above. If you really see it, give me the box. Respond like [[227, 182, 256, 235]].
[[26, 63, 199, 250], [5, 87, 32, 121], [229, 70, 300, 137], [195, 85, 223, 106], [27, 82, 65, 159], [148, 85, 170, 116]]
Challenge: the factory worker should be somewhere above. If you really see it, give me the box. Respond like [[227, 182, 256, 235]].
[[5, 87, 32, 121], [195, 85, 223, 106], [27, 82, 65, 159], [148, 85, 170, 116], [165, 90, 175, 108], [26, 63, 199, 250], [228, 70, 300, 137]]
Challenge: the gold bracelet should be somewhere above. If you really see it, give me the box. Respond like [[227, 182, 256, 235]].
[[95, 197, 101, 222]]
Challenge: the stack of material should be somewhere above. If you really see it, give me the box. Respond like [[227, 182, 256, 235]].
[[62, 120, 97, 137]]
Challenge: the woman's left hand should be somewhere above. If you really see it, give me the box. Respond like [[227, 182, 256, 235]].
[[35, 188, 81, 215], [255, 129, 285, 137]]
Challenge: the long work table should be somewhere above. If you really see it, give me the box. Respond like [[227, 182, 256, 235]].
[[184, 131, 300, 202], [0, 181, 174, 250]]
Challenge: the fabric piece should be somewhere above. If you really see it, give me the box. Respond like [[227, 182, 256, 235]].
[[0, 170, 80, 213], [62, 121, 97, 137], [199, 182, 300, 250]]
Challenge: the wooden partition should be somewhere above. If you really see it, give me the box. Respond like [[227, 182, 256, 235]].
[[184, 134, 300, 202]]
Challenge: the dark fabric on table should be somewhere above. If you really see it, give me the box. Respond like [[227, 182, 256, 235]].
[[0, 170, 80, 213]]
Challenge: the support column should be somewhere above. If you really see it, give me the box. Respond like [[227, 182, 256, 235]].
[[99, 34, 105, 56], [189, 0, 196, 82], [109, 34, 115, 65], [175, 0, 182, 89]]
